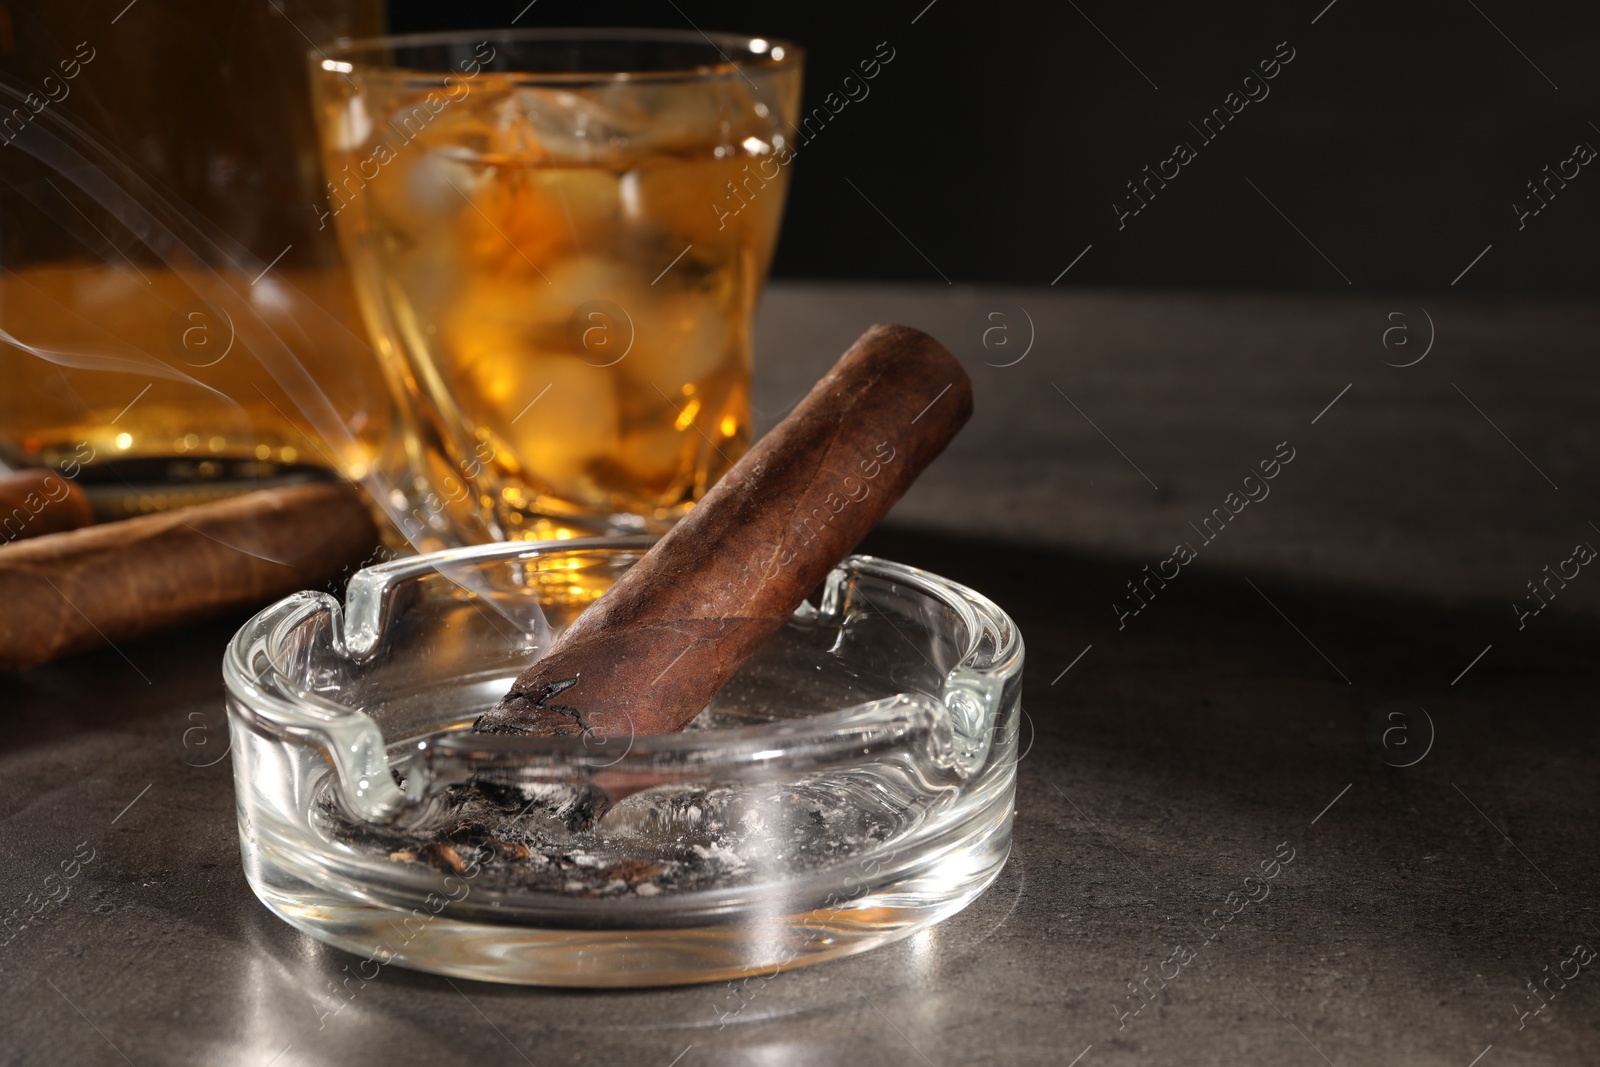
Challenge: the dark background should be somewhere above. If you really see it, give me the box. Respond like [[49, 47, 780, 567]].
[[387, 0, 1600, 295]]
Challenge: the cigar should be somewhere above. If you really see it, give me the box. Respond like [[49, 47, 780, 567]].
[[474, 323, 973, 739], [0, 481, 379, 671], [0, 469, 95, 544]]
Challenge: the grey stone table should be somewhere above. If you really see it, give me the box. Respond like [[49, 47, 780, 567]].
[[3, 282, 1597, 1065]]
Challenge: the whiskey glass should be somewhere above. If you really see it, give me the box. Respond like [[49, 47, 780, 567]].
[[311, 31, 803, 543]]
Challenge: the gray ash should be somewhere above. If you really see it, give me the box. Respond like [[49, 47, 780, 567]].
[[311, 776, 904, 899]]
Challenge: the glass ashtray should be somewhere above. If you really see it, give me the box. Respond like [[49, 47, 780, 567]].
[[223, 537, 1022, 986]]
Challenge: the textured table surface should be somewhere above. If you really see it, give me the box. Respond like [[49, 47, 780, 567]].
[[3, 282, 1597, 1066]]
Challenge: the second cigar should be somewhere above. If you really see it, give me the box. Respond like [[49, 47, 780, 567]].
[[0, 482, 378, 671], [474, 322, 973, 739]]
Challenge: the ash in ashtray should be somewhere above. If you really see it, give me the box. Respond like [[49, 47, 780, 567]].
[[312, 776, 903, 898]]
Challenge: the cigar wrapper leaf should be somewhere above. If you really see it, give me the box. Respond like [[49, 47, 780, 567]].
[[474, 322, 974, 741], [0, 481, 379, 670], [0, 469, 96, 544]]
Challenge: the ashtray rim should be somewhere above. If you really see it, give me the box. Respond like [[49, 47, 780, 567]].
[[222, 536, 1023, 764]]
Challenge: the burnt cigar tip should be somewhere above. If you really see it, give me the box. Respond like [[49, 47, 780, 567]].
[[470, 716, 530, 736], [473, 676, 586, 736]]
